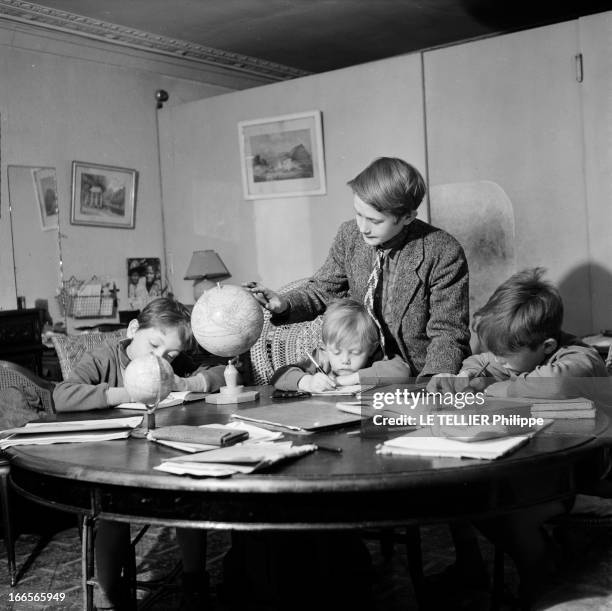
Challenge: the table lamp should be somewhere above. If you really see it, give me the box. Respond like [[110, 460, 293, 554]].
[[184, 250, 231, 302]]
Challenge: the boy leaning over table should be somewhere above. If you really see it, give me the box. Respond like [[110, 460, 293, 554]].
[[426, 267, 609, 605], [53, 297, 228, 610]]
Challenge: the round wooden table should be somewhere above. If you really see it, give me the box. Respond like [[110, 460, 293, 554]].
[[6, 388, 612, 609]]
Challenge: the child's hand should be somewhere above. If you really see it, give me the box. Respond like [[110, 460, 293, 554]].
[[174, 373, 214, 393], [468, 376, 496, 392], [426, 373, 471, 394], [298, 373, 337, 393], [242, 282, 288, 314]]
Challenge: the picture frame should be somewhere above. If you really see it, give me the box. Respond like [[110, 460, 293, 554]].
[[70, 161, 137, 228], [238, 110, 326, 200], [32, 167, 59, 231], [126, 257, 165, 310]]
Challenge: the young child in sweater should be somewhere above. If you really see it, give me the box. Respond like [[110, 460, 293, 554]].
[[53, 298, 225, 609], [427, 268, 608, 603], [271, 298, 412, 392]]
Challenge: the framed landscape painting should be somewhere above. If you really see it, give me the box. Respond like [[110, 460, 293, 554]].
[[70, 161, 137, 228], [238, 110, 326, 199]]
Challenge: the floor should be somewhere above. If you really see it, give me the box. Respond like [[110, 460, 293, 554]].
[[2, 517, 612, 610]]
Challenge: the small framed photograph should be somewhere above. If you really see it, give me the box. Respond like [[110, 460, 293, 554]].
[[126, 257, 164, 310], [238, 110, 326, 200], [32, 167, 59, 231], [70, 161, 137, 228]]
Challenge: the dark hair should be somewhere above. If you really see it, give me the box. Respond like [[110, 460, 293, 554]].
[[322, 299, 378, 350], [347, 157, 426, 218], [473, 267, 563, 353], [137, 297, 193, 350]]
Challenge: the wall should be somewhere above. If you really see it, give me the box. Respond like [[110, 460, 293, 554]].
[[424, 20, 591, 335], [160, 54, 426, 305], [580, 12, 612, 332], [0, 21, 271, 327]]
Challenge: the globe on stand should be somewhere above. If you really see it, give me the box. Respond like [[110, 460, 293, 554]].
[[191, 284, 264, 404], [124, 354, 174, 431]]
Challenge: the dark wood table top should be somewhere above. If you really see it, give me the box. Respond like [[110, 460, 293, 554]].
[[7, 387, 612, 529]]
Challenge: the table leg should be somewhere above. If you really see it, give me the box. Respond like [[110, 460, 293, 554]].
[[82, 514, 95, 611], [0, 461, 16, 586]]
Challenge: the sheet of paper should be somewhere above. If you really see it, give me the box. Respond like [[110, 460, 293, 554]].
[[310, 383, 376, 396], [0, 430, 131, 449], [3, 416, 143, 436], [377, 428, 533, 460]]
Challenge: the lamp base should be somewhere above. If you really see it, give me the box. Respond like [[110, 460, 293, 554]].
[[193, 278, 217, 301]]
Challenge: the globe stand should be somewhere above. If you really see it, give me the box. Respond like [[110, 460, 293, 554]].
[[205, 385, 259, 405], [145, 405, 157, 432], [205, 358, 259, 404]]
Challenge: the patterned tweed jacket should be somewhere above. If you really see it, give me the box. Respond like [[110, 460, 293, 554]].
[[271, 218, 470, 378]]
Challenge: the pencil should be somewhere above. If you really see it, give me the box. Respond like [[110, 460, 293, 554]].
[[306, 352, 337, 388], [473, 363, 490, 378], [315, 444, 343, 454]]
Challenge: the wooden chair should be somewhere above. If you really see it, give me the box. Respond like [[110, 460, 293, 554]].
[[249, 279, 323, 384], [0, 360, 56, 586], [51, 330, 127, 380]]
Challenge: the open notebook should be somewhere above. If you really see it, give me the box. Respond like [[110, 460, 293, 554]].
[[231, 400, 364, 433], [118, 391, 208, 411]]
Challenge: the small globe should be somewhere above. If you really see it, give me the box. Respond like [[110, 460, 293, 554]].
[[124, 354, 174, 404], [191, 284, 264, 357]]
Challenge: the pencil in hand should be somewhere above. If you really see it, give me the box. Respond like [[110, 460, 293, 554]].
[[306, 352, 337, 389]]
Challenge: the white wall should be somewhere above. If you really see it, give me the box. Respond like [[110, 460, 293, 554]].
[[0, 21, 271, 327], [160, 54, 426, 304], [580, 12, 612, 332], [424, 21, 592, 335]]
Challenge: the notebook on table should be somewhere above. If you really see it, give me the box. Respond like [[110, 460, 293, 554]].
[[231, 400, 364, 433]]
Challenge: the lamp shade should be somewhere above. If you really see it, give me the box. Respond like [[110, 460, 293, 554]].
[[184, 250, 231, 281]]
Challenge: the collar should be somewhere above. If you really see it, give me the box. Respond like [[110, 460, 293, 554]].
[[119, 338, 132, 368], [378, 222, 413, 256]]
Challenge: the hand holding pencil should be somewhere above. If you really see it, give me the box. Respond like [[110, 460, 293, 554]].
[[297, 352, 337, 393]]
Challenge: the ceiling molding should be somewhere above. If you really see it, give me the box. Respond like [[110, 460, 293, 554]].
[[0, 0, 309, 81]]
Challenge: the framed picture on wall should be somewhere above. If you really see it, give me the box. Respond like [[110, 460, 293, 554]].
[[70, 161, 138, 228], [32, 167, 59, 231], [126, 257, 164, 310], [238, 110, 326, 199]]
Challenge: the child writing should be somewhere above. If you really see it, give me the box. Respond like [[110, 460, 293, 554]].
[[270, 298, 412, 392], [427, 267, 607, 398], [426, 268, 608, 604], [53, 298, 226, 609]]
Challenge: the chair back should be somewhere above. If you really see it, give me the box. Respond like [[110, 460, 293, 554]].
[[249, 279, 323, 384], [51, 330, 127, 380], [0, 360, 56, 414], [606, 344, 612, 374]]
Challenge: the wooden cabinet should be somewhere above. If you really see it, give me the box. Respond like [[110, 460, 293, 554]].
[[0, 309, 43, 375]]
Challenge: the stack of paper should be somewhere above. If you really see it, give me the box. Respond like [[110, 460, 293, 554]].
[[118, 390, 208, 411], [530, 397, 596, 419], [156, 441, 316, 477], [0, 416, 143, 449], [377, 427, 534, 460]]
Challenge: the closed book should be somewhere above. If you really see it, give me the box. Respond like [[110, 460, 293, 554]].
[[148, 425, 249, 447], [529, 397, 594, 411], [531, 408, 596, 419], [529, 397, 596, 419]]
